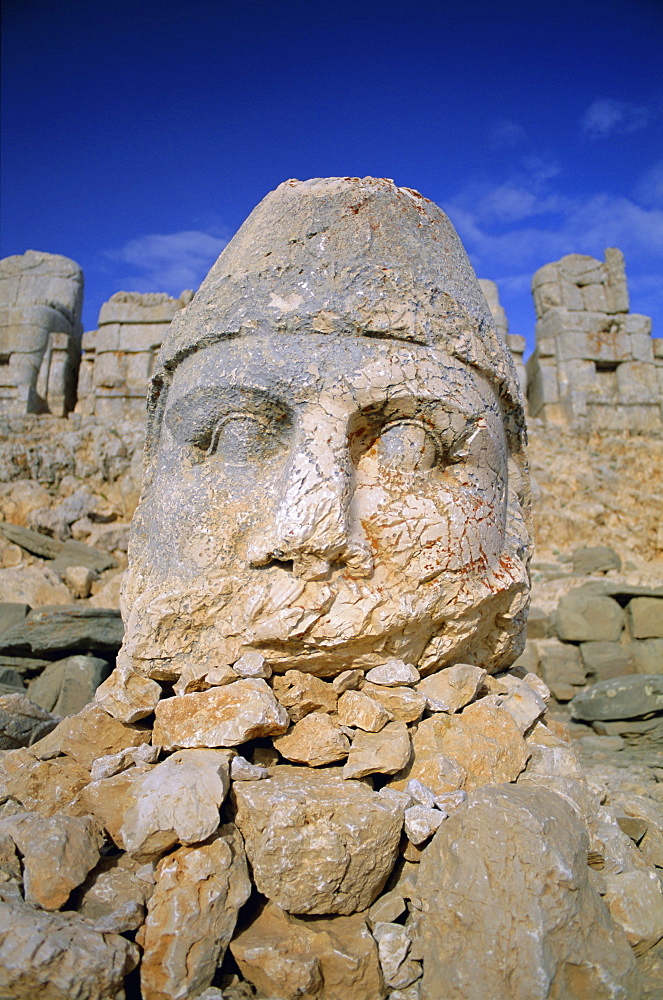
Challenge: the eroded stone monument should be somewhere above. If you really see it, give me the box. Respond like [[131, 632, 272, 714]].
[[76, 290, 193, 420], [0, 250, 83, 416], [0, 179, 656, 1000], [526, 248, 662, 431]]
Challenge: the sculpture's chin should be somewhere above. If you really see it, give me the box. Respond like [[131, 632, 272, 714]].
[[122, 547, 530, 680]]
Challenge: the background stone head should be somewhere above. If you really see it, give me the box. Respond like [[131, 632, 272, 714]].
[[122, 178, 531, 680]]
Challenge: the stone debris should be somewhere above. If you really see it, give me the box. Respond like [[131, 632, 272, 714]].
[[332, 668, 364, 693], [403, 805, 447, 845], [232, 766, 403, 914], [232, 650, 272, 678], [602, 869, 663, 956], [90, 743, 159, 781], [362, 681, 426, 723], [1, 748, 91, 815], [35, 701, 151, 768], [570, 674, 663, 721], [492, 673, 547, 733], [272, 669, 338, 721], [415, 663, 486, 713], [337, 689, 392, 731], [373, 921, 422, 989], [343, 721, 411, 779], [230, 754, 268, 780], [367, 889, 407, 927], [0, 810, 103, 909], [0, 606, 124, 659], [364, 659, 420, 686], [230, 900, 384, 1000], [410, 784, 641, 999], [0, 901, 139, 999], [138, 825, 251, 1000], [28, 653, 111, 717], [0, 691, 60, 748], [273, 711, 350, 766], [94, 658, 162, 723], [75, 854, 155, 933], [153, 679, 289, 749]]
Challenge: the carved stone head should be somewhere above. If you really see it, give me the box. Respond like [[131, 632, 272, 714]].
[[121, 178, 531, 680]]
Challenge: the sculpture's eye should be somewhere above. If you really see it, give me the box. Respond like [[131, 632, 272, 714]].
[[205, 413, 281, 461], [374, 420, 438, 472]]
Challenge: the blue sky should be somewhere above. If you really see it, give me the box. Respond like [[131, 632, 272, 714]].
[[2, 0, 662, 353]]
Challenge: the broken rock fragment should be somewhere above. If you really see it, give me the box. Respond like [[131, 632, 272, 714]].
[[232, 766, 403, 914], [230, 900, 385, 1000], [0, 810, 103, 909], [94, 657, 161, 723], [139, 824, 251, 1000], [337, 689, 392, 732], [0, 900, 139, 999], [343, 721, 412, 779], [272, 669, 338, 721], [153, 678, 289, 749], [273, 711, 350, 766], [415, 663, 486, 713]]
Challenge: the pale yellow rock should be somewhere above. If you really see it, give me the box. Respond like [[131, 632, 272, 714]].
[[90, 743, 159, 781], [139, 824, 251, 1000], [153, 679, 289, 750], [76, 854, 155, 933], [365, 659, 420, 687], [489, 675, 546, 733], [272, 670, 337, 722], [408, 701, 530, 791], [0, 901, 139, 1000], [0, 565, 71, 607], [230, 900, 385, 1000], [337, 689, 392, 732], [63, 564, 96, 599], [232, 766, 403, 914], [0, 810, 102, 909], [368, 889, 407, 927], [233, 650, 272, 678], [117, 749, 231, 859], [603, 870, 663, 956], [273, 712, 350, 766], [411, 784, 641, 1000], [389, 752, 467, 798], [94, 658, 161, 723], [403, 805, 446, 845], [373, 921, 419, 987], [363, 682, 426, 723], [415, 663, 486, 713], [332, 668, 364, 694], [2, 750, 90, 817], [343, 721, 411, 779], [37, 702, 151, 769], [72, 765, 152, 846]]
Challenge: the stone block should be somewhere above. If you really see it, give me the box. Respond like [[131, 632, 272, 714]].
[[118, 323, 166, 353], [631, 638, 663, 674], [538, 641, 586, 701], [653, 338, 663, 360], [570, 674, 663, 720], [526, 359, 558, 416], [571, 546, 621, 575], [579, 641, 635, 680], [555, 591, 624, 642], [0, 603, 29, 634], [616, 361, 659, 403], [604, 247, 629, 312], [98, 291, 185, 326], [94, 325, 120, 352], [627, 597, 663, 638]]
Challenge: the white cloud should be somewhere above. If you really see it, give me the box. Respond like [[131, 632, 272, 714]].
[[635, 160, 663, 208], [487, 118, 526, 149], [579, 99, 651, 139], [104, 230, 229, 294]]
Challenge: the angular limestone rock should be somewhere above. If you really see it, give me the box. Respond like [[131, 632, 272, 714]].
[[273, 712, 350, 766], [407, 701, 530, 791], [232, 766, 403, 914], [410, 785, 641, 1000], [139, 825, 251, 1000], [153, 679, 289, 749], [489, 675, 547, 733], [272, 670, 338, 722], [0, 692, 60, 749], [0, 900, 139, 999], [76, 854, 155, 933], [2, 749, 90, 816], [337, 689, 392, 732], [415, 663, 486, 713], [365, 659, 420, 687], [403, 805, 446, 845], [94, 659, 161, 723], [28, 655, 111, 717], [343, 721, 412, 779], [603, 870, 663, 957], [117, 749, 231, 859], [37, 702, 151, 769], [230, 900, 384, 1000], [362, 682, 426, 723], [0, 810, 102, 910]]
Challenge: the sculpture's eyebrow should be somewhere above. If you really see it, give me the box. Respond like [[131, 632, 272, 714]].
[[164, 384, 291, 440]]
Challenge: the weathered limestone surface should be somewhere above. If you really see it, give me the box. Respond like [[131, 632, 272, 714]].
[[0, 901, 139, 999], [410, 784, 641, 1000], [526, 248, 661, 431], [76, 290, 192, 421], [232, 766, 403, 914], [0, 251, 83, 416], [139, 825, 251, 1000], [478, 278, 527, 395]]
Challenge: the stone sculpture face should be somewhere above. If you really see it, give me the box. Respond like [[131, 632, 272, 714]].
[[122, 178, 531, 679]]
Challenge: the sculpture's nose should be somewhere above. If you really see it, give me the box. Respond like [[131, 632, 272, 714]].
[[247, 414, 373, 580]]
